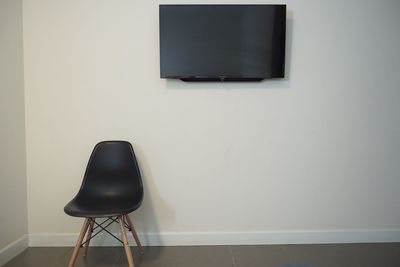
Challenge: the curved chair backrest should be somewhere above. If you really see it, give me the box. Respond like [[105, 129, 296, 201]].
[[78, 141, 143, 201]]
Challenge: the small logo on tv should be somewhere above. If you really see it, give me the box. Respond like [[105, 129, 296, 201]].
[[280, 264, 315, 267]]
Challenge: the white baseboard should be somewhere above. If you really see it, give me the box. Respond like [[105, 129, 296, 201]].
[[0, 235, 29, 266], [29, 229, 400, 247]]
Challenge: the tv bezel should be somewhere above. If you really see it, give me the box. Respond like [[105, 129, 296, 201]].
[[159, 4, 286, 82]]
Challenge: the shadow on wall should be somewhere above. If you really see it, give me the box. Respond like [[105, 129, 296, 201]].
[[164, 11, 294, 91], [128, 144, 174, 247]]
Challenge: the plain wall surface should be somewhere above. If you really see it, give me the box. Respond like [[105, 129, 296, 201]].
[[23, 0, 400, 241], [0, 0, 28, 250]]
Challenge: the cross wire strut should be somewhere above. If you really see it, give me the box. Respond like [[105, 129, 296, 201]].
[[80, 216, 132, 246]]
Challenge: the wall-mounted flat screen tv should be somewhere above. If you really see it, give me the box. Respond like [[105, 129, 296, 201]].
[[159, 5, 286, 82]]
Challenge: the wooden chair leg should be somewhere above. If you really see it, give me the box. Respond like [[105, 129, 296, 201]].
[[119, 216, 135, 267], [124, 215, 144, 254], [83, 218, 95, 257], [68, 218, 90, 267]]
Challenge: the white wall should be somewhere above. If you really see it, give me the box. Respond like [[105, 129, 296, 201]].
[[0, 0, 28, 262], [23, 0, 400, 245]]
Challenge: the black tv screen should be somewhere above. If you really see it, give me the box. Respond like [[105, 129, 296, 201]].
[[159, 5, 286, 81]]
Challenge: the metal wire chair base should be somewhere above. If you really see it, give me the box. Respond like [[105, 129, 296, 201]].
[[67, 214, 143, 267]]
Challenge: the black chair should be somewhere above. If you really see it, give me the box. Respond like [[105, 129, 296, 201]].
[[64, 141, 144, 267]]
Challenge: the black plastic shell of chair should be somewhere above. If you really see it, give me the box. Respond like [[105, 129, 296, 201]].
[[64, 141, 144, 218]]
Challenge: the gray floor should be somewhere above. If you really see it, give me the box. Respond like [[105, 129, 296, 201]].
[[4, 243, 400, 267]]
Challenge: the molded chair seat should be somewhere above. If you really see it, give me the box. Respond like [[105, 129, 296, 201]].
[[64, 193, 142, 217]]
